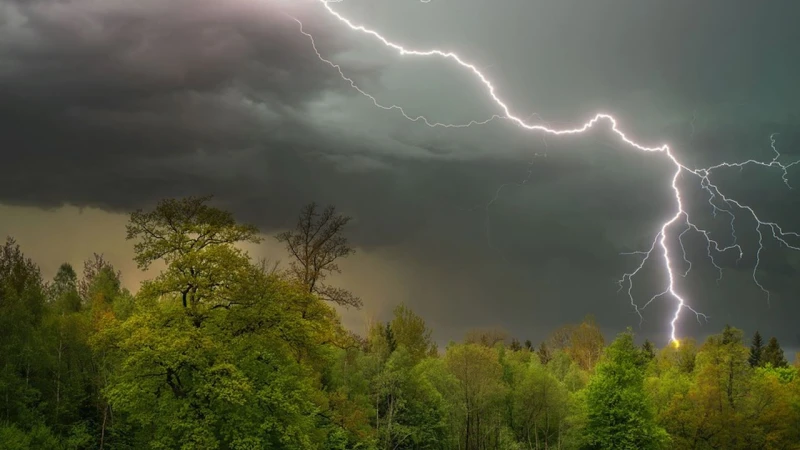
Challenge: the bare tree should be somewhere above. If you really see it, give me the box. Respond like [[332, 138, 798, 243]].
[[276, 203, 362, 308]]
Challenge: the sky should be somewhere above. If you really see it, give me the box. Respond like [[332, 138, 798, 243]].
[[1, 0, 799, 349]]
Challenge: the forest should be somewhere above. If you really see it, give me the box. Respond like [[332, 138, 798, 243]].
[[1, 196, 799, 449]]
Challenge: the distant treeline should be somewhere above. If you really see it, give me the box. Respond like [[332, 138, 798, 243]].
[[1, 196, 799, 449]]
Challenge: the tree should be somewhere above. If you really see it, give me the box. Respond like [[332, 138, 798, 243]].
[[762, 336, 788, 368], [390, 304, 436, 363], [385, 323, 397, 354], [464, 328, 508, 348], [511, 359, 570, 448], [721, 324, 739, 345], [568, 316, 605, 371], [50, 263, 81, 313], [276, 202, 361, 308], [126, 195, 261, 311], [78, 254, 121, 302], [548, 325, 573, 351], [445, 344, 506, 450], [372, 347, 449, 449], [51, 263, 77, 297], [584, 330, 668, 449], [523, 340, 533, 351], [0, 238, 47, 427], [749, 330, 764, 367], [659, 326, 752, 449], [537, 342, 552, 365], [111, 200, 341, 448], [642, 339, 656, 361]]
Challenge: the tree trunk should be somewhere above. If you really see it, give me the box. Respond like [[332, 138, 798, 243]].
[[99, 405, 108, 449], [465, 411, 471, 450], [55, 327, 63, 424]]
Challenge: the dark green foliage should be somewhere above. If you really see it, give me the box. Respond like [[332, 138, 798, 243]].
[[537, 341, 552, 365], [385, 322, 397, 354], [762, 336, 788, 368], [642, 339, 656, 361], [722, 324, 741, 345], [749, 330, 764, 367]]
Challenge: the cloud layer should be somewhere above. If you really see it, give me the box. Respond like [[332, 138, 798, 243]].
[[2, 0, 799, 348]]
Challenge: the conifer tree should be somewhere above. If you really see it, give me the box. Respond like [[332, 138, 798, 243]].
[[762, 336, 788, 368], [537, 341, 552, 365], [748, 331, 764, 367], [642, 339, 656, 361]]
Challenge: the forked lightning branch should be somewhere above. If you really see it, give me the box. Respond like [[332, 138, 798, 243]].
[[292, 0, 800, 344]]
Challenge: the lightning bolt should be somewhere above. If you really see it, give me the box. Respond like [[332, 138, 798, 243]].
[[295, 0, 800, 344]]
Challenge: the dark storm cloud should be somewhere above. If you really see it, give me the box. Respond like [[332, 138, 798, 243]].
[[0, 0, 390, 209], [2, 0, 799, 348]]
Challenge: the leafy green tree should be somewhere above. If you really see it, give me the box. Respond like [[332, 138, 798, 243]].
[[321, 348, 377, 447], [78, 253, 120, 303], [0, 238, 47, 427], [50, 263, 81, 313], [744, 366, 800, 447], [749, 330, 764, 367], [373, 346, 449, 449], [568, 316, 605, 371], [445, 343, 506, 450], [127, 195, 261, 314], [41, 297, 91, 436], [721, 324, 738, 344], [368, 321, 394, 361], [390, 304, 436, 363], [584, 329, 668, 449], [659, 326, 752, 449], [511, 358, 570, 448], [385, 323, 397, 354], [545, 350, 588, 392], [414, 358, 461, 448], [104, 197, 346, 448]]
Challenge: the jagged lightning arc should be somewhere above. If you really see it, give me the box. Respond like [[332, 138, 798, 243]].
[[295, 0, 800, 344]]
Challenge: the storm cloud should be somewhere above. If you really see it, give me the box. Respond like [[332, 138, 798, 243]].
[[1, 0, 799, 348]]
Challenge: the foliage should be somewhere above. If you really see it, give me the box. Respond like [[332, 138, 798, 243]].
[[762, 336, 789, 368], [584, 330, 668, 449], [749, 330, 764, 368], [2, 197, 800, 449]]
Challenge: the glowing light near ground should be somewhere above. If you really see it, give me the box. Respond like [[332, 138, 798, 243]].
[[292, 0, 800, 344]]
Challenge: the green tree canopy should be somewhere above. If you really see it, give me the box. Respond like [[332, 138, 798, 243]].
[[584, 329, 668, 449]]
